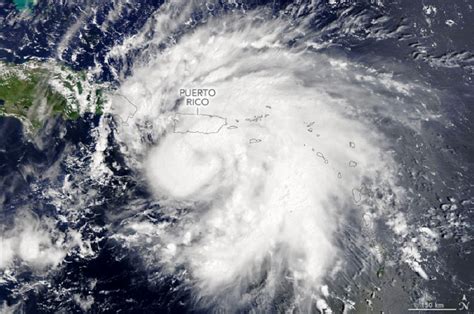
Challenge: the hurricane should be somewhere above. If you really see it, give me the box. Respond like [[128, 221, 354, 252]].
[[1, 0, 472, 312], [101, 3, 444, 311]]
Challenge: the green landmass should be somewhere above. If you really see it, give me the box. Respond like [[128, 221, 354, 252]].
[[0, 67, 71, 126], [0, 61, 108, 131]]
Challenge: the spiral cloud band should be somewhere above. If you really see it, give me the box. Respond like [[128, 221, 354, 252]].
[[108, 7, 440, 311]]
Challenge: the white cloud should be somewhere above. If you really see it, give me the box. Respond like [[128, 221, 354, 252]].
[[106, 3, 440, 310], [1, 212, 69, 270]]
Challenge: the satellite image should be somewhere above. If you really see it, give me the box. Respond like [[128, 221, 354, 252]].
[[0, 0, 473, 313]]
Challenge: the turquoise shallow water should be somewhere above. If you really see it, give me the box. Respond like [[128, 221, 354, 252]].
[[13, 0, 35, 10]]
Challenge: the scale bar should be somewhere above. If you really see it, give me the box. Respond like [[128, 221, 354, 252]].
[[408, 309, 457, 311]]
